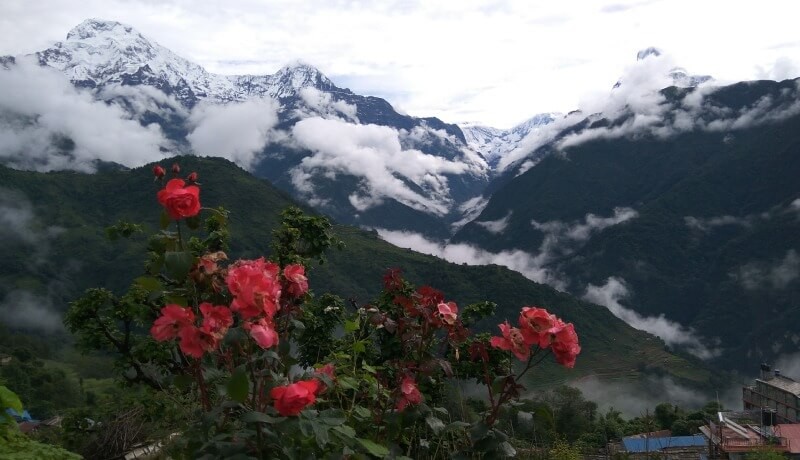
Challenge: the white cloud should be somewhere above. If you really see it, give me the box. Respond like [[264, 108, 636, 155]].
[[572, 376, 713, 418], [0, 58, 170, 172], [734, 250, 800, 290], [99, 83, 189, 119], [297, 87, 358, 122], [475, 211, 512, 234], [290, 117, 485, 215], [0, 187, 64, 264], [757, 57, 800, 81], [583, 277, 719, 359], [379, 207, 637, 291], [0, 290, 63, 333], [773, 352, 800, 380], [187, 97, 280, 169], [451, 195, 490, 231], [684, 215, 753, 232], [531, 207, 638, 260], [376, 229, 567, 290]]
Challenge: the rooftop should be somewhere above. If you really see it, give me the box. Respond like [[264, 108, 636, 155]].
[[775, 424, 800, 454], [622, 435, 706, 453], [758, 374, 800, 397]]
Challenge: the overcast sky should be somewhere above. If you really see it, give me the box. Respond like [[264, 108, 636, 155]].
[[1, 0, 799, 128]]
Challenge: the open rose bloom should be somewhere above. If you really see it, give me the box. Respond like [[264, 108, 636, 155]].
[[490, 306, 581, 368], [157, 178, 201, 220]]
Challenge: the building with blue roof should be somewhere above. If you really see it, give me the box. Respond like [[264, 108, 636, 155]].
[[622, 435, 707, 454]]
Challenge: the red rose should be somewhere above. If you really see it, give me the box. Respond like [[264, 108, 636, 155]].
[[436, 301, 458, 326], [244, 318, 279, 349], [551, 322, 581, 368], [199, 303, 233, 334], [518, 306, 559, 348], [157, 179, 201, 220], [178, 324, 219, 358], [270, 380, 320, 416], [153, 164, 165, 179], [150, 304, 195, 341], [283, 264, 308, 298], [489, 322, 530, 361], [396, 375, 423, 411], [226, 258, 281, 319]]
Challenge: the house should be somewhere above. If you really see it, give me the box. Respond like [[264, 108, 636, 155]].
[[742, 364, 800, 424], [774, 424, 800, 459], [616, 433, 707, 459], [700, 410, 797, 459]]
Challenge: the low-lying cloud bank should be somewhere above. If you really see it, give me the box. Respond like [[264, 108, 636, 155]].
[[188, 97, 281, 169], [290, 117, 487, 216], [0, 187, 64, 265], [573, 375, 740, 418], [733, 249, 800, 291], [583, 277, 720, 360], [376, 228, 563, 288], [0, 58, 170, 172], [532, 207, 637, 257], [0, 290, 63, 333]]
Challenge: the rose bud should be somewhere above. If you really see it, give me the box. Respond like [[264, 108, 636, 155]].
[[187, 172, 198, 182], [171, 163, 181, 175], [153, 164, 166, 179]]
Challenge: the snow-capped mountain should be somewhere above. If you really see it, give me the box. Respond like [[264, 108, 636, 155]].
[[461, 113, 559, 167], [35, 19, 338, 106], [1, 18, 489, 238]]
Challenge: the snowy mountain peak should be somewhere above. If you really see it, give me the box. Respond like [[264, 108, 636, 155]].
[[273, 61, 335, 92], [636, 47, 662, 61], [66, 19, 136, 41], [30, 18, 343, 106], [461, 113, 560, 167]]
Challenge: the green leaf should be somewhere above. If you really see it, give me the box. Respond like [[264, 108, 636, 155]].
[[498, 441, 516, 457], [344, 319, 359, 333], [353, 405, 371, 419], [319, 409, 346, 426], [299, 420, 314, 437], [362, 363, 377, 374], [165, 251, 194, 281], [135, 276, 163, 292], [470, 421, 490, 441], [425, 415, 445, 434], [312, 421, 330, 447], [446, 421, 470, 432], [241, 411, 283, 424], [352, 340, 366, 354], [0, 386, 23, 412], [160, 210, 171, 230], [338, 376, 359, 390], [226, 368, 249, 403], [290, 319, 305, 331], [332, 425, 356, 439], [164, 295, 188, 307], [357, 438, 389, 458]]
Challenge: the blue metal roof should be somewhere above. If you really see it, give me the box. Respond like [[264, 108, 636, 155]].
[[622, 435, 706, 452]]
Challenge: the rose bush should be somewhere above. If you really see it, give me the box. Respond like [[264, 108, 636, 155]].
[[65, 163, 581, 458]]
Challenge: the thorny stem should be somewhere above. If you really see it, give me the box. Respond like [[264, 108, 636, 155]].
[[176, 219, 184, 251]]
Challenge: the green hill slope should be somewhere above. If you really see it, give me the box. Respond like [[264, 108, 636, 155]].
[[0, 156, 712, 388]]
